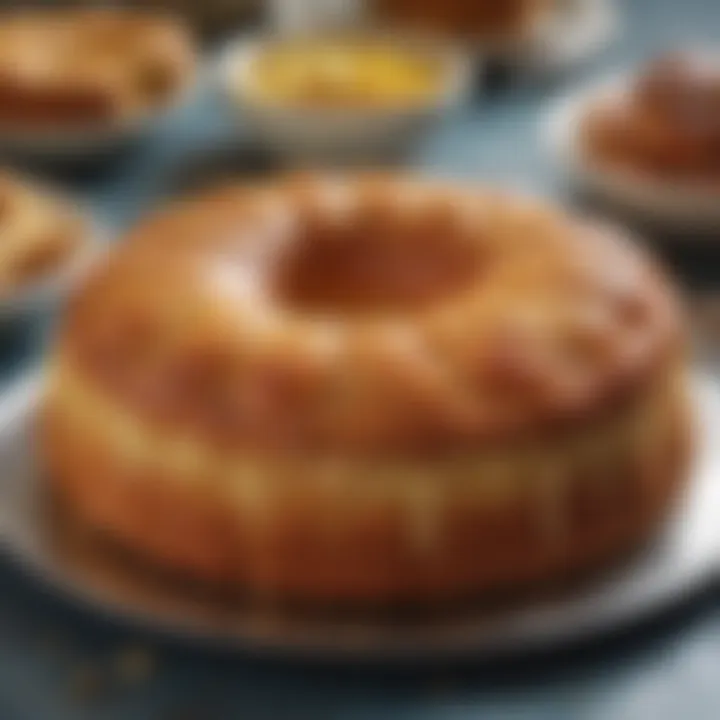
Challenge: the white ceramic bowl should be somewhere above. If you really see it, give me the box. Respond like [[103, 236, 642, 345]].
[[545, 75, 720, 231], [218, 33, 474, 165], [509, 0, 620, 75]]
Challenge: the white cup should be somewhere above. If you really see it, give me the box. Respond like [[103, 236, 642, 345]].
[[268, 0, 364, 33]]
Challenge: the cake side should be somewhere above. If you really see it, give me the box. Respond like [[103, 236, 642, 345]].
[[42, 356, 691, 603]]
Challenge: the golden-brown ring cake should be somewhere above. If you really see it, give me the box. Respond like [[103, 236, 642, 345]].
[[0, 8, 196, 129], [42, 175, 690, 605], [582, 52, 720, 183]]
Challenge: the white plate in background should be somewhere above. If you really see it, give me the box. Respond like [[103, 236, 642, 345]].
[[545, 77, 720, 230]]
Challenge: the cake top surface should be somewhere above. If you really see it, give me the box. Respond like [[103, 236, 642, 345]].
[[57, 176, 683, 454]]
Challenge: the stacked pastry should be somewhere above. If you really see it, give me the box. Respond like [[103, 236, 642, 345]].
[[42, 175, 690, 605]]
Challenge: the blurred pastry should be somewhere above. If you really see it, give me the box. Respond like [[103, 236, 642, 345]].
[[371, 0, 552, 41], [0, 8, 196, 130], [0, 171, 88, 295], [42, 175, 690, 605], [582, 52, 720, 184]]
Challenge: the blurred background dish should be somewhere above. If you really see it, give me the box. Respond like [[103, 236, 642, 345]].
[[134, 0, 263, 39], [370, 0, 551, 41], [268, 0, 362, 35], [0, 7, 198, 163], [0, 170, 105, 320], [512, 0, 619, 75], [546, 52, 720, 230], [267, 0, 619, 74], [219, 32, 473, 164]]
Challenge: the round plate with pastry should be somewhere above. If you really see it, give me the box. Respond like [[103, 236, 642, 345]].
[[0, 175, 715, 657], [0, 8, 197, 160], [41, 175, 693, 605], [546, 51, 720, 228]]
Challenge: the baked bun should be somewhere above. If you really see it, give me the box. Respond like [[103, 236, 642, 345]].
[[582, 52, 720, 182], [0, 9, 196, 129], [42, 176, 690, 605]]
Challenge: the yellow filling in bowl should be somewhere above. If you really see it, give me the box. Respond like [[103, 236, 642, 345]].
[[244, 40, 448, 109]]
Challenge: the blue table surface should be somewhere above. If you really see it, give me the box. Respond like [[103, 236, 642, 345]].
[[2, 1, 720, 718]]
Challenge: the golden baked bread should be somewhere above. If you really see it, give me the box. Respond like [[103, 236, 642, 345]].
[[0, 9, 196, 129], [372, 0, 550, 40], [0, 172, 88, 294], [42, 175, 690, 605], [582, 52, 720, 182]]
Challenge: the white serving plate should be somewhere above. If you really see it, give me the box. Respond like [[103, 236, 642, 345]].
[[0, 372, 717, 661], [545, 76, 720, 231]]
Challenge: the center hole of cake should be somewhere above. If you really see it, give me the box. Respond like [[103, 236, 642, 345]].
[[274, 222, 484, 314]]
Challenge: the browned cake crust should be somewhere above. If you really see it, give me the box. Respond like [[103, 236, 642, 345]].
[[42, 175, 690, 605], [0, 9, 196, 128], [582, 52, 720, 183], [372, 0, 550, 39]]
